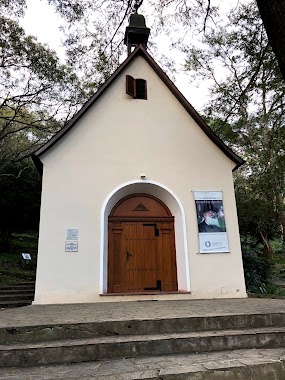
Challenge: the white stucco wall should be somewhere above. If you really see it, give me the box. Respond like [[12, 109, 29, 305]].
[[33, 55, 246, 304]]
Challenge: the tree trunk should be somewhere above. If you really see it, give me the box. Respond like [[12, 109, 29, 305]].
[[276, 193, 285, 243], [260, 231, 273, 260], [256, 0, 285, 81]]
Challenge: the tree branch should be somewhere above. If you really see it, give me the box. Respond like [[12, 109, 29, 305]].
[[0, 166, 31, 178]]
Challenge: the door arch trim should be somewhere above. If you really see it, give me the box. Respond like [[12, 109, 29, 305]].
[[100, 180, 190, 294]]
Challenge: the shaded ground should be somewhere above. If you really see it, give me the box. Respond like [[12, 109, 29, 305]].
[[0, 232, 37, 285]]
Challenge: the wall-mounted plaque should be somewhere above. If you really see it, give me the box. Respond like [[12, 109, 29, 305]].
[[66, 229, 78, 240], [65, 241, 78, 252]]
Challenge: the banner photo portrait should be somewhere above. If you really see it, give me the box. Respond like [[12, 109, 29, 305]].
[[193, 191, 229, 253]]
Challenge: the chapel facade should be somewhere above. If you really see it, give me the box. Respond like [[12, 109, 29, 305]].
[[32, 11, 246, 304]]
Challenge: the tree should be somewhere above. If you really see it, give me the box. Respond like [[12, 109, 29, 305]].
[[5, 1, 285, 83], [255, 0, 285, 81], [183, 1, 285, 249], [152, 0, 285, 82], [0, 0, 92, 174], [0, 162, 41, 251], [0, 0, 91, 248], [46, 0, 285, 81]]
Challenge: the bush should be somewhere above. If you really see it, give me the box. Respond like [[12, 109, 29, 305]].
[[241, 235, 271, 294], [270, 238, 285, 256]]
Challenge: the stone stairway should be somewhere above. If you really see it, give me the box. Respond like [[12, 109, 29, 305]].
[[0, 282, 35, 308], [1, 348, 285, 379], [1, 299, 285, 378]]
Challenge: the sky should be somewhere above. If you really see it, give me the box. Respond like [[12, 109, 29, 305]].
[[20, 0, 248, 112]]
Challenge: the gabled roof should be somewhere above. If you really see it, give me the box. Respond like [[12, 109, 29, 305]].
[[32, 45, 244, 174]]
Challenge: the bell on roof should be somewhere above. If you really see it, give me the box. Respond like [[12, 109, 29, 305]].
[[124, 5, 150, 55]]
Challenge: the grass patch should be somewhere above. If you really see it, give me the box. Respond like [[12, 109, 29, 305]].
[[0, 270, 35, 285], [0, 231, 38, 285]]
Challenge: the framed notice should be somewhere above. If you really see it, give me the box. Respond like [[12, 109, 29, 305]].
[[65, 241, 78, 252], [66, 229, 78, 240], [194, 191, 229, 253]]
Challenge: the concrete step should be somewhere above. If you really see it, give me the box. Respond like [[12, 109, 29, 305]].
[[0, 294, 34, 302], [0, 283, 35, 291], [1, 311, 285, 345], [0, 289, 35, 295], [0, 348, 285, 380], [0, 300, 32, 309], [0, 282, 35, 308], [1, 326, 285, 367], [0, 348, 284, 379]]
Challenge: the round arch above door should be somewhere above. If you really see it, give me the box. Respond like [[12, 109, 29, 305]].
[[108, 193, 178, 294]]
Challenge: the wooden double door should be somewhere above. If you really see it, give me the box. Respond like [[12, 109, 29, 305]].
[[108, 194, 178, 293]]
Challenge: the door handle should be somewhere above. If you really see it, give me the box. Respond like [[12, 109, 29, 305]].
[[126, 250, 132, 260]]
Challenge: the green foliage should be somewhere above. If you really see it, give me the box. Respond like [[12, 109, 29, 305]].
[[241, 235, 271, 293], [265, 282, 285, 297], [0, 231, 37, 285], [235, 175, 280, 240], [270, 242, 285, 282], [0, 162, 41, 251], [271, 238, 285, 256], [0, 268, 35, 285], [0, 0, 98, 248], [0, 2, 92, 174], [10, 231, 38, 254]]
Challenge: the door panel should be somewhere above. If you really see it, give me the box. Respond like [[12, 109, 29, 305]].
[[107, 223, 123, 293], [123, 223, 157, 292], [160, 223, 177, 291]]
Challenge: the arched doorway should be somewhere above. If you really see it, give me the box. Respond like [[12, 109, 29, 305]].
[[108, 193, 178, 293]]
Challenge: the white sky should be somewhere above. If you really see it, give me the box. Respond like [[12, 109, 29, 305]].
[[20, 0, 247, 112]]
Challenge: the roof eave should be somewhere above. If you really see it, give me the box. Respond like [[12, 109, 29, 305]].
[[233, 158, 245, 172], [31, 153, 43, 176]]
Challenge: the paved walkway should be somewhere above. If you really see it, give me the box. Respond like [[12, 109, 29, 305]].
[[1, 298, 285, 328]]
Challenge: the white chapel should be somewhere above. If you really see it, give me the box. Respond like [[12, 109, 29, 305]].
[[32, 10, 247, 304]]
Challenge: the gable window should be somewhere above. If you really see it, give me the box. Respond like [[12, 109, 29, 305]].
[[126, 75, 147, 99]]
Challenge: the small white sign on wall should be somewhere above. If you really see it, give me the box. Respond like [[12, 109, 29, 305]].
[[22, 253, 31, 260], [65, 241, 78, 252], [66, 229, 78, 240]]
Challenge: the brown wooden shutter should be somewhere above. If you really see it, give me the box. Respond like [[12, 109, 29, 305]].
[[126, 75, 136, 97]]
